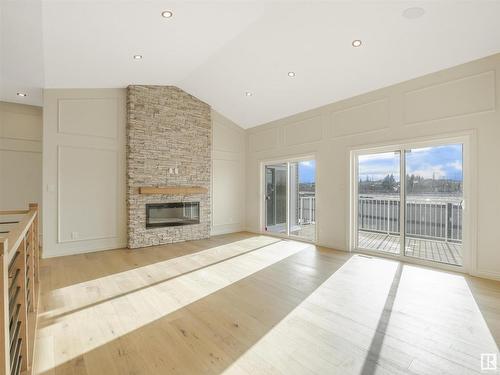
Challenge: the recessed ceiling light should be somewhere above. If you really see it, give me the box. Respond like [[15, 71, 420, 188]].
[[287, 71, 296, 77], [133, 55, 143, 60], [352, 39, 362, 47], [16, 92, 27, 97], [161, 10, 173, 18], [245, 91, 253, 97], [402, 7, 425, 19]]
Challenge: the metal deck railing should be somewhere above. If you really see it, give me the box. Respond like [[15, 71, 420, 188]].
[[297, 194, 463, 243], [359, 195, 463, 242]]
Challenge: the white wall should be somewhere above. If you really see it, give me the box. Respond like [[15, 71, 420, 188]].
[[0, 101, 42, 212], [211, 110, 246, 235], [245, 53, 500, 281], [42, 90, 246, 256], [43, 89, 127, 257]]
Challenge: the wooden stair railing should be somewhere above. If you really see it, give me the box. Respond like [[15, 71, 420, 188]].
[[0, 204, 40, 375]]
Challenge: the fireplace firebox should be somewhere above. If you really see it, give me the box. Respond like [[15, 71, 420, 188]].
[[146, 202, 200, 228]]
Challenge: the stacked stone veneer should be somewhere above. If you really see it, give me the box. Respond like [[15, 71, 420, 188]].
[[127, 86, 211, 248]]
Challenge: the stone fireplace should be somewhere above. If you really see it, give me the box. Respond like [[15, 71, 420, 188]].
[[126, 86, 211, 248]]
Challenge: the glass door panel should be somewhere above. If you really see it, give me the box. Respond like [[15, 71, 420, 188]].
[[357, 151, 401, 254], [289, 160, 316, 241], [265, 164, 288, 235], [404, 144, 463, 266]]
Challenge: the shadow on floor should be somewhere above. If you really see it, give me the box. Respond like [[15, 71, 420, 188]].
[[38, 242, 352, 375], [360, 263, 403, 375], [38, 237, 284, 328], [40, 232, 262, 289]]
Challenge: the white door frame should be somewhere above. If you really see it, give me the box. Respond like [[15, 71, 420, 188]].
[[349, 133, 475, 274]]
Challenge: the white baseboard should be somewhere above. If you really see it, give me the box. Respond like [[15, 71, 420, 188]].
[[471, 269, 500, 281], [210, 223, 245, 236], [42, 242, 128, 259]]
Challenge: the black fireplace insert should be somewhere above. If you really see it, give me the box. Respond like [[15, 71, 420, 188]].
[[146, 202, 200, 228]]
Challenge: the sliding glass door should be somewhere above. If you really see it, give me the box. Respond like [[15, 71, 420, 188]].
[[265, 164, 288, 235], [357, 151, 401, 255], [264, 159, 316, 241], [404, 144, 463, 265], [354, 141, 465, 267], [289, 160, 316, 240]]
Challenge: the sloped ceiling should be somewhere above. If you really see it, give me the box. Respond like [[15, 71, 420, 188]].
[[2, 1, 500, 128]]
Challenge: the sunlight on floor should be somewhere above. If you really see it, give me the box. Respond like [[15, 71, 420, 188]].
[[34, 236, 309, 373], [33, 236, 499, 375], [39, 236, 280, 320], [221, 256, 499, 375]]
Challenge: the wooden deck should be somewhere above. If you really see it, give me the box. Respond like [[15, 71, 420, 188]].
[[358, 231, 463, 266], [291, 223, 315, 241], [267, 223, 316, 241]]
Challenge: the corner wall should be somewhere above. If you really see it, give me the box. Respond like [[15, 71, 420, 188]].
[[245, 53, 500, 280]]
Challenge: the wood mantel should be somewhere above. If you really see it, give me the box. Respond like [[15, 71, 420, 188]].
[[139, 186, 208, 195]]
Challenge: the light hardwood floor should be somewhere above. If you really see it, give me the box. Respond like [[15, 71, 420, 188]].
[[34, 232, 500, 374]]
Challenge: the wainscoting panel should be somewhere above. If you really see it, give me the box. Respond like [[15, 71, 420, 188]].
[[211, 110, 246, 236], [57, 145, 118, 243], [43, 89, 126, 257], [213, 116, 245, 153], [248, 127, 279, 152], [213, 159, 240, 227], [0, 101, 42, 217], [1, 108, 42, 141], [58, 98, 118, 139], [404, 70, 496, 124], [284, 116, 322, 146], [0, 150, 42, 209], [328, 99, 389, 138]]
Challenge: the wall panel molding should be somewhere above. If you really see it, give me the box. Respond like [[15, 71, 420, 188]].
[[211, 110, 246, 236], [0, 101, 43, 225], [57, 144, 119, 243], [43, 88, 126, 257], [328, 99, 389, 138], [57, 97, 118, 139], [213, 116, 245, 153], [283, 116, 323, 146], [248, 127, 279, 152], [329, 127, 390, 140], [0, 138, 42, 153], [403, 70, 496, 125], [213, 158, 241, 227]]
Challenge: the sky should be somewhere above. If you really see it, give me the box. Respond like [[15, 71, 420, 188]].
[[299, 160, 316, 183], [358, 144, 463, 181]]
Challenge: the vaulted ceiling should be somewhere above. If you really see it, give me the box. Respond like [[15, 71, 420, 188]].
[[2, 1, 500, 128]]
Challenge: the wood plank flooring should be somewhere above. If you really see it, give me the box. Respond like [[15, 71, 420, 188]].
[[34, 232, 500, 374]]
